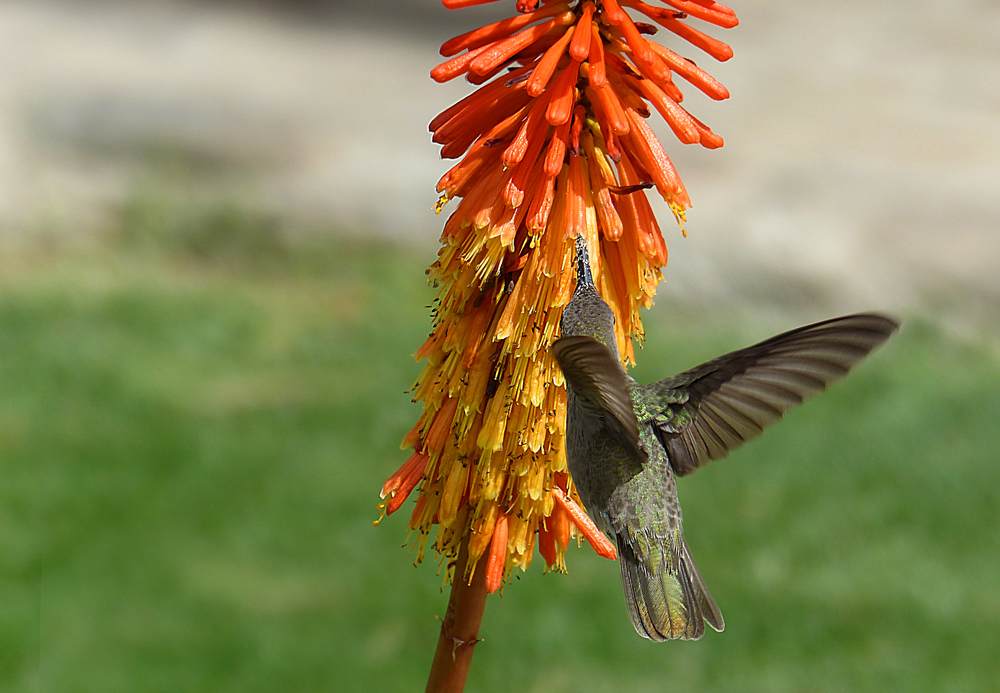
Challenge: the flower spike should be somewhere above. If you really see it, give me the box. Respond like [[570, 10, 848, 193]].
[[380, 0, 737, 593]]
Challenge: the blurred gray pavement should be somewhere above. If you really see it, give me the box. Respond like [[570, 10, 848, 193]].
[[2, 0, 999, 328]]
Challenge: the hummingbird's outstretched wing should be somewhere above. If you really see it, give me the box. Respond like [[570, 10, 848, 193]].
[[640, 313, 899, 476], [553, 335, 647, 464]]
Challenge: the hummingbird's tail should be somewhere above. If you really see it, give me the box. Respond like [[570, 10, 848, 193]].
[[617, 534, 724, 641]]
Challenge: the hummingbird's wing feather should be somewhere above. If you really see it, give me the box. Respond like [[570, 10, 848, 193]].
[[553, 335, 647, 464], [643, 313, 899, 476]]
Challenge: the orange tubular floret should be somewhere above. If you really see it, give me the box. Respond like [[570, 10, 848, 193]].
[[469, 14, 571, 77], [425, 396, 460, 453], [600, 0, 628, 25], [622, 0, 738, 43], [511, 32, 561, 63], [461, 304, 494, 368], [569, 104, 586, 154], [606, 32, 671, 89], [657, 17, 734, 61], [551, 503, 570, 551], [538, 522, 557, 567], [614, 149, 669, 261], [605, 68, 649, 115], [635, 78, 700, 145], [587, 85, 629, 136], [429, 68, 511, 132], [468, 502, 499, 562], [656, 69, 684, 103], [400, 419, 422, 451], [436, 136, 491, 185], [543, 117, 572, 177], [635, 192, 671, 260], [587, 23, 607, 88], [623, 107, 684, 201], [552, 487, 617, 560], [381, 451, 424, 499], [443, 0, 503, 8], [436, 143, 494, 199], [504, 116, 551, 208], [498, 179, 538, 244], [526, 173, 556, 233], [526, 26, 575, 97], [689, 113, 725, 149], [599, 80, 635, 135], [434, 89, 530, 155], [609, 9, 655, 68], [568, 2, 594, 61], [439, 133, 488, 162], [658, 0, 739, 28], [503, 93, 553, 168], [439, 457, 471, 525], [431, 43, 493, 83], [473, 187, 507, 231], [477, 99, 533, 144], [466, 61, 512, 86], [440, 2, 570, 57], [582, 134, 624, 239], [566, 152, 588, 240], [432, 72, 531, 137], [647, 42, 730, 100], [485, 513, 509, 593], [386, 453, 429, 515], [545, 59, 581, 126], [601, 233, 631, 315], [408, 493, 428, 528]]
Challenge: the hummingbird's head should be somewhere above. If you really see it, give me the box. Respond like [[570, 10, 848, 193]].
[[560, 235, 620, 357]]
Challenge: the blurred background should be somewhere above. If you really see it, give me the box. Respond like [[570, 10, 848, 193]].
[[2, 0, 998, 691]]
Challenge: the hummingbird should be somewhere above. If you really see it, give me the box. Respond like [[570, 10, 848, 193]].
[[552, 234, 898, 641]]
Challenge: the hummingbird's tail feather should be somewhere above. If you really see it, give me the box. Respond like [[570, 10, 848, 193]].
[[617, 534, 724, 641]]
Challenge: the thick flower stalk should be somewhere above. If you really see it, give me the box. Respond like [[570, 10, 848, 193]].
[[378, 0, 737, 597]]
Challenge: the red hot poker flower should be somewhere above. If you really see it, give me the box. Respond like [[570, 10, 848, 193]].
[[378, 0, 737, 593]]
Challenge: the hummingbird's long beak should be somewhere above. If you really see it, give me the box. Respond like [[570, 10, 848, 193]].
[[575, 233, 595, 289]]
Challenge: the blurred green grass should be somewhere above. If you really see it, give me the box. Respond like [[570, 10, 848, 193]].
[[2, 203, 998, 692]]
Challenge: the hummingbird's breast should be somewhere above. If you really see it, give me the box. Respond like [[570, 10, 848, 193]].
[[564, 391, 646, 519]]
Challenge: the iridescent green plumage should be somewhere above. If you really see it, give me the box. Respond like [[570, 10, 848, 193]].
[[554, 234, 898, 640]]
